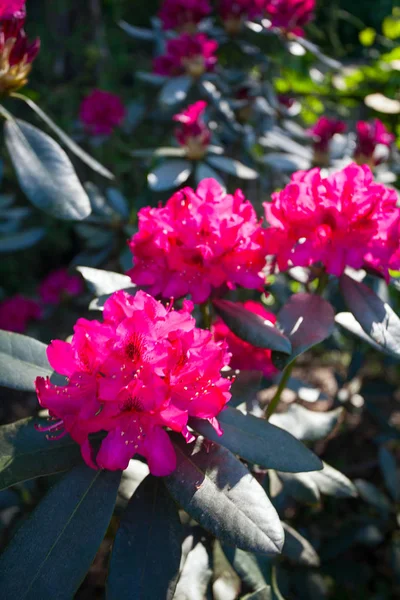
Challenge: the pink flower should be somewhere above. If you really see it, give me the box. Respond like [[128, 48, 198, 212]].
[[308, 117, 347, 153], [218, 0, 265, 33], [212, 300, 277, 377], [39, 268, 83, 305], [35, 290, 232, 476], [153, 33, 218, 78], [128, 179, 268, 304], [173, 101, 211, 159], [0, 0, 26, 19], [0, 13, 40, 93], [355, 119, 395, 166], [0, 295, 41, 333], [265, 0, 316, 37], [158, 0, 212, 31], [264, 163, 400, 279], [79, 89, 126, 136]]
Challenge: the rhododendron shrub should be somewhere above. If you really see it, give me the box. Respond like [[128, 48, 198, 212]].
[[153, 34, 218, 77], [158, 0, 212, 31], [355, 119, 395, 166], [128, 178, 268, 303], [265, 0, 316, 36], [173, 100, 211, 159], [308, 117, 346, 163]]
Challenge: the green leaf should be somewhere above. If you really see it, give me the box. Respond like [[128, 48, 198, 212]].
[[195, 162, 226, 189], [308, 462, 358, 498], [222, 547, 269, 594], [382, 16, 400, 40], [281, 523, 319, 566], [76, 266, 133, 296], [159, 76, 192, 106], [12, 95, 114, 179], [378, 447, 400, 502], [0, 465, 121, 599], [107, 475, 182, 600], [213, 541, 241, 600], [340, 274, 400, 359], [106, 188, 129, 218], [0, 330, 51, 391], [270, 405, 343, 442], [119, 20, 156, 41], [355, 479, 392, 514], [335, 312, 383, 352], [272, 293, 335, 369], [4, 119, 91, 221], [165, 436, 284, 555], [359, 28, 376, 46], [148, 159, 192, 192], [213, 299, 292, 355], [277, 471, 320, 504], [173, 536, 212, 600], [0, 227, 45, 252], [191, 406, 322, 473], [207, 155, 259, 179], [0, 418, 84, 491]]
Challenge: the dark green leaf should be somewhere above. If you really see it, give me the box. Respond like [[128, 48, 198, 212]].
[[191, 406, 322, 473], [281, 523, 319, 566], [76, 266, 133, 296], [0, 330, 51, 391], [159, 76, 192, 106], [270, 405, 343, 442], [106, 188, 129, 219], [165, 436, 284, 555], [195, 162, 226, 189], [340, 274, 400, 358], [119, 20, 156, 41], [222, 547, 268, 594], [213, 299, 292, 355], [355, 479, 392, 514], [309, 462, 358, 498], [272, 294, 335, 369], [0, 228, 45, 252], [207, 155, 258, 179], [242, 587, 272, 600], [148, 160, 192, 192], [172, 537, 212, 600], [107, 475, 182, 600], [5, 119, 91, 220], [0, 465, 121, 599], [379, 446, 400, 502], [335, 312, 383, 352], [0, 418, 84, 491], [212, 542, 241, 600], [277, 472, 321, 504]]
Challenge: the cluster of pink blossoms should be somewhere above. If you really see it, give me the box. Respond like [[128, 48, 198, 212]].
[[308, 117, 347, 153], [79, 89, 126, 136], [158, 0, 212, 31], [355, 119, 395, 166], [0, 0, 26, 19], [153, 34, 218, 78], [35, 290, 232, 476], [212, 301, 277, 378], [265, 0, 316, 36], [264, 163, 400, 278], [39, 268, 83, 305], [128, 178, 268, 303], [173, 101, 211, 159]]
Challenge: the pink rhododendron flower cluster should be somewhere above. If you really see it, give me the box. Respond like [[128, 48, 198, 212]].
[[0, 12, 40, 93], [35, 290, 232, 476], [355, 119, 395, 166], [0, 0, 26, 19], [158, 0, 212, 31], [39, 268, 83, 305], [218, 0, 264, 33], [308, 117, 347, 153], [0, 295, 41, 333], [265, 0, 316, 36], [153, 34, 218, 78], [128, 179, 268, 304], [212, 301, 277, 377], [79, 89, 126, 136], [264, 163, 400, 278], [173, 101, 211, 159]]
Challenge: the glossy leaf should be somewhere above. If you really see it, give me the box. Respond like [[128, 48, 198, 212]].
[[277, 471, 321, 504], [335, 312, 383, 352], [0, 465, 121, 599], [213, 299, 292, 355], [0, 330, 51, 391], [340, 274, 400, 358], [270, 405, 343, 442], [159, 76, 192, 106], [355, 479, 392, 514], [0, 418, 84, 491], [272, 294, 335, 369], [76, 266, 133, 296], [172, 537, 212, 600], [309, 462, 358, 498], [207, 154, 258, 179], [5, 119, 91, 220], [378, 447, 400, 502], [148, 160, 192, 192], [0, 227, 45, 252], [191, 406, 322, 473], [107, 475, 182, 600], [165, 436, 284, 555], [222, 547, 269, 594], [282, 523, 320, 566]]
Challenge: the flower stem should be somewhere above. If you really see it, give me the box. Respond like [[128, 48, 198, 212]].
[[200, 300, 212, 330], [265, 361, 294, 419], [316, 271, 329, 296]]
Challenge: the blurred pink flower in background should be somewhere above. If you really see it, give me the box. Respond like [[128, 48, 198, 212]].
[[153, 34, 218, 78], [39, 268, 83, 305], [265, 0, 316, 37], [308, 117, 347, 152], [79, 89, 126, 136], [355, 119, 395, 166], [0, 295, 41, 333], [158, 0, 212, 31], [0, 0, 26, 19], [173, 101, 211, 159]]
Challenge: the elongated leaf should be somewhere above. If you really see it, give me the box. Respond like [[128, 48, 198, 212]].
[[379, 447, 399, 502], [165, 436, 284, 555], [340, 274, 400, 358], [195, 162, 226, 189], [309, 462, 358, 498], [213, 299, 291, 355], [0, 418, 84, 491], [132, 147, 187, 159], [272, 294, 335, 369], [148, 160, 192, 192], [335, 312, 383, 352], [207, 155, 258, 179], [260, 152, 310, 172], [277, 471, 320, 504], [355, 479, 392, 514], [172, 537, 212, 600], [222, 547, 269, 594], [213, 542, 241, 600], [0, 465, 120, 599], [0, 330, 51, 391], [159, 76, 192, 106], [76, 266, 133, 296], [108, 475, 182, 599], [5, 119, 91, 220], [282, 523, 319, 566], [270, 405, 343, 442], [119, 20, 156, 41], [191, 406, 322, 473], [0, 227, 45, 252], [107, 187, 129, 218], [12, 95, 114, 179]]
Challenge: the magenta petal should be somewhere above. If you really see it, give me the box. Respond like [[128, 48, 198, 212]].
[[47, 340, 77, 377], [96, 429, 133, 471], [81, 439, 98, 470], [143, 428, 176, 476]]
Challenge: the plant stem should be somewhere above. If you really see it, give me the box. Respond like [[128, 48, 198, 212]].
[[200, 300, 212, 330], [265, 361, 294, 419], [316, 271, 329, 296]]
